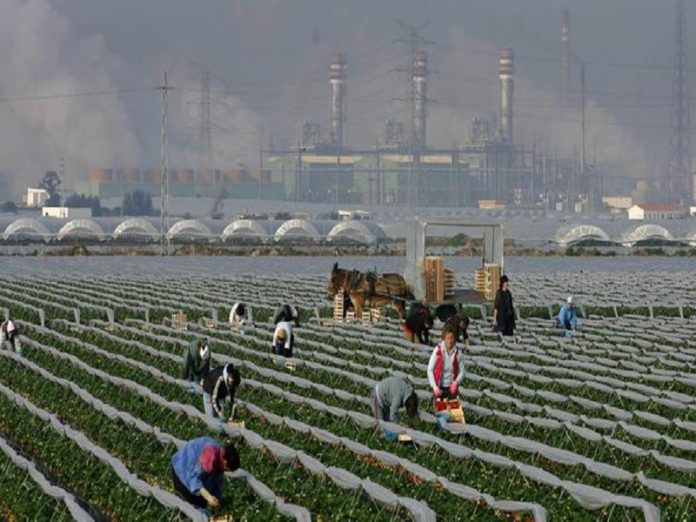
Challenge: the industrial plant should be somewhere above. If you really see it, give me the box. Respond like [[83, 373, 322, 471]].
[[74, 7, 696, 214]]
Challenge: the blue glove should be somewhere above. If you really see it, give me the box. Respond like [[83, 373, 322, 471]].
[[383, 429, 398, 442], [435, 412, 452, 431], [188, 384, 196, 395]]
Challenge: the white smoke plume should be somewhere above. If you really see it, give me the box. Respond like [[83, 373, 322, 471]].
[[424, 28, 651, 176], [0, 0, 144, 197], [168, 69, 264, 171]]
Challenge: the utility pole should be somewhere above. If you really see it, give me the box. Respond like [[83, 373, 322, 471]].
[[580, 61, 586, 179], [58, 157, 65, 206], [159, 71, 172, 256], [396, 19, 431, 208], [198, 68, 213, 195], [668, 0, 692, 203], [561, 10, 571, 106]]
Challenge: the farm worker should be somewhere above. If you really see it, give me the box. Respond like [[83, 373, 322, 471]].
[[0, 314, 20, 354], [493, 275, 515, 337], [445, 313, 470, 346], [229, 302, 246, 326], [403, 302, 433, 344], [202, 363, 241, 424], [273, 304, 299, 327], [427, 325, 465, 399], [183, 338, 211, 394], [171, 437, 240, 514], [272, 321, 294, 358], [557, 296, 579, 332], [434, 304, 458, 323], [370, 375, 419, 423], [342, 291, 354, 319]]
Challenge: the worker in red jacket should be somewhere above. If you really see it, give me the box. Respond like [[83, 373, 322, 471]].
[[427, 325, 465, 398]]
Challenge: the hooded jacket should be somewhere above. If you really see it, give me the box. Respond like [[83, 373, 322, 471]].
[[372, 376, 414, 423], [183, 339, 210, 381]]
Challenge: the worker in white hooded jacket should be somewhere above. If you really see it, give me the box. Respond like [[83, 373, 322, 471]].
[[272, 321, 294, 358], [229, 302, 246, 326]]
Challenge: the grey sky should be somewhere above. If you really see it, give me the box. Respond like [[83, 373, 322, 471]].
[[0, 0, 692, 193]]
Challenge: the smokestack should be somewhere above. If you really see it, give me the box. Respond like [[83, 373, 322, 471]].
[[561, 9, 570, 105], [498, 48, 514, 144], [413, 50, 427, 150], [330, 53, 346, 149]]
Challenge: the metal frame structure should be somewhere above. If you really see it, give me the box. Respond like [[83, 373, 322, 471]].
[[404, 218, 504, 302]]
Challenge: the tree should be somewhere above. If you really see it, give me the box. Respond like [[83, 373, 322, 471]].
[[122, 190, 153, 216], [65, 193, 102, 217], [38, 170, 62, 206], [1, 201, 18, 214]]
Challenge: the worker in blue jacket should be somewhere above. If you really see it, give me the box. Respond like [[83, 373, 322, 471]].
[[171, 437, 240, 513], [557, 296, 579, 332]]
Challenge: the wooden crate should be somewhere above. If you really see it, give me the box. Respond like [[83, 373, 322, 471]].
[[424, 256, 445, 302], [333, 294, 345, 322], [171, 312, 188, 330], [362, 307, 384, 325], [483, 263, 501, 301], [444, 269, 456, 300], [474, 269, 486, 296]]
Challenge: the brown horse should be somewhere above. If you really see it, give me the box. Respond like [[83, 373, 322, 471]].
[[327, 262, 412, 320]]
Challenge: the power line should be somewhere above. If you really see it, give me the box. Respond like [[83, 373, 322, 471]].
[[159, 72, 172, 256], [0, 87, 157, 104]]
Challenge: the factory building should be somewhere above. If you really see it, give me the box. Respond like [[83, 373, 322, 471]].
[[78, 167, 285, 201], [264, 46, 531, 208]]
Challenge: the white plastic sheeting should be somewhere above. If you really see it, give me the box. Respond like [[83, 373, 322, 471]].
[[19, 337, 430, 522], [237, 392, 547, 521], [0, 435, 95, 520], [0, 375, 206, 521], [35, 322, 666, 520]]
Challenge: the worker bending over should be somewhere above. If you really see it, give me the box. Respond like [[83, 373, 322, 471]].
[[444, 313, 470, 345], [557, 295, 579, 332], [171, 437, 240, 514], [183, 338, 211, 393], [403, 302, 433, 344], [229, 302, 246, 326], [202, 363, 241, 424], [1, 314, 20, 354], [370, 375, 419, 423], [427, 325, 465, 399], [273, 304, 299, 327], [273, 321, 294, 358]]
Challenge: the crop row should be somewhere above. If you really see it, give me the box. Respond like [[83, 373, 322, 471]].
[[29, 322, 676, 516], [12, 342, 414, 521]]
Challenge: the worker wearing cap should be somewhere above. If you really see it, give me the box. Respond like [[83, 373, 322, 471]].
[[370, 375, 419, 423], [273, 321, 294, 357], [171, 437, 240, 514], [493, 275, 515, 336], [183, 338, 211, 394], [557, 296, 579, 332]]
